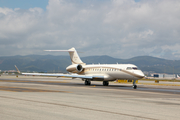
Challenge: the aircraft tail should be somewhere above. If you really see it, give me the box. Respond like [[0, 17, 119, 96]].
[[45, 47, 85, 65], [68, 47, 85, 65]]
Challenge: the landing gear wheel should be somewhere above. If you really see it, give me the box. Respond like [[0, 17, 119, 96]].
[[103, 81, 106, 86], [88, 80, 91, 85], [85, 80, 91, 85], [133, 85, 137, 89], [85, 80, 88, 85], [103, 81, 109, 86]]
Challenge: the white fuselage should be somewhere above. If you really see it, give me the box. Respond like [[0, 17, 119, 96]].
[[42, 48, 143, 88], [74, 64, 144, 81]]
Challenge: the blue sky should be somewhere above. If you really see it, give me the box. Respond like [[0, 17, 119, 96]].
[[0, 0, 140, 10], [0, 0, 49, 10]]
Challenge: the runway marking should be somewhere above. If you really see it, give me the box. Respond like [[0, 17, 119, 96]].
[[0, 95, 158, 120], [0, 86, 70, 93]]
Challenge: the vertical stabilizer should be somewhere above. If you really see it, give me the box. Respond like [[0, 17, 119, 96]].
[[68, 47, 85, 65], [44, 47, 85, 65]]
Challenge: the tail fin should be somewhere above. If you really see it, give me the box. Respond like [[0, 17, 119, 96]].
[[68, 47, 85, 65], [45, 47, 85, 65]]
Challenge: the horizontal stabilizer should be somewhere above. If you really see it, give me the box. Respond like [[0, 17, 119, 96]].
[[45, 47, 85, 65], [44, 50, 74, 52]]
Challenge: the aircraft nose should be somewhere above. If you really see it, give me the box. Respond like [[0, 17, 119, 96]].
[[135, 70, 145, 78]]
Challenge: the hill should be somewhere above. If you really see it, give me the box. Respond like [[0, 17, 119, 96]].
[[0, 55, 180, 74]]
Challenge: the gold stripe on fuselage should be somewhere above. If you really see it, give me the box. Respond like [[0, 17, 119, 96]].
[[77, 66, 142, 79]]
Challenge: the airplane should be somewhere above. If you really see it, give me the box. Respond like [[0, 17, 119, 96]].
[[15, 47, 145, 89]]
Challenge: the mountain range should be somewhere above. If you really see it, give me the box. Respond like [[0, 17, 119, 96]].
[[0, 55, 180, 74]]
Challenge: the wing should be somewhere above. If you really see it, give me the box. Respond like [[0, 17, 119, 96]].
[[21, 73, 104, 80], [15, 65, 105, 80]]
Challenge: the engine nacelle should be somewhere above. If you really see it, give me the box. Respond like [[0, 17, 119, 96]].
[[66, 64, 84, 73]]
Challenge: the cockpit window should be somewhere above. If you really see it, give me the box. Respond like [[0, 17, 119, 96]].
[[132, 67, 138, 70]]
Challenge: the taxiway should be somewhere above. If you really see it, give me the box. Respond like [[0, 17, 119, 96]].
[[0, 76, 180, 120]]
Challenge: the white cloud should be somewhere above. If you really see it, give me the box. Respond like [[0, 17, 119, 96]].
[[138, 30, 153, 38], [0, 7, 13, 15], [0, 0, 180, 60]]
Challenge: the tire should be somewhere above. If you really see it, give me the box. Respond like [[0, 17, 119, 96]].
[[133, 85, 137, 89], [103, 81, 109, 86]]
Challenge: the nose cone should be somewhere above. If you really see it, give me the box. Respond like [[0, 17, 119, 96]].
[[135, 70, 145, 79]]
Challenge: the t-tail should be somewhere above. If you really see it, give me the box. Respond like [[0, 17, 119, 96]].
[[45, 47, 85, 65]]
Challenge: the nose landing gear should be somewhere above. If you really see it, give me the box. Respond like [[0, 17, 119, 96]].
[[133, 85, 137, 89], [133, 80, 137, 89]]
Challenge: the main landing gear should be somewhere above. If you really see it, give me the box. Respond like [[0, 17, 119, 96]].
[[133, 80, 137, 89], [85, 80, 91, 85], [103, 81, 109, 86]]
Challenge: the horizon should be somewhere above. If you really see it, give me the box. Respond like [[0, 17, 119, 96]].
[[0, 53, 179, 74], [0, 54, 176, 61]]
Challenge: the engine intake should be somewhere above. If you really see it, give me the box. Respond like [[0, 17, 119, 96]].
[[66, 64, 84, 73]]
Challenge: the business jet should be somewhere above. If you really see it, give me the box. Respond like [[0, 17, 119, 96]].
[[15, 47, 144, 89]]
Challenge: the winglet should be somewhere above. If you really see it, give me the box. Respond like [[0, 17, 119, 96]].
[[15, 65, 21, 73]]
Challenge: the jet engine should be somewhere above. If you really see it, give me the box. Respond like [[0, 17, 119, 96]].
[[66, 64, 84, 73]]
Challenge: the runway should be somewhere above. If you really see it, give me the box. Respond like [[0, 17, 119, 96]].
[[0, 76, 180, 120]]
